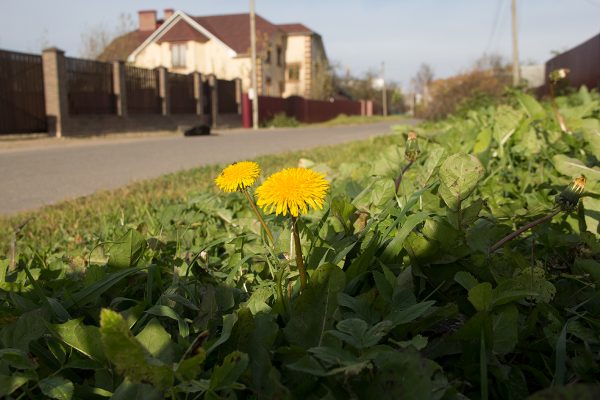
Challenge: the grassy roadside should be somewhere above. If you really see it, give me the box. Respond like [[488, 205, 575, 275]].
[[0, 125, 410, 253], [263, 113, 409, 128]]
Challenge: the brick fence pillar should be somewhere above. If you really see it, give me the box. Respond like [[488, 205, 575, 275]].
[[42, 47, 69, 138], [235, 78, 242, 115], [113, 61, 127, 117], [158, 67, 170, 116], [208, 74, 218, 128], [193, 72, 204, 116]]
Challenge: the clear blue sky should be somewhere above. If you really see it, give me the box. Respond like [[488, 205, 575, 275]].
[[1, 0, 598, 88]]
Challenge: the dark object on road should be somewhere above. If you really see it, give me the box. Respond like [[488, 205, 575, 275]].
[[183, 124, 211, 136]]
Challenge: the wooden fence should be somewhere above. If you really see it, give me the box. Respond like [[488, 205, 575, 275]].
[[0, 47, 242, 135], [170, 73, 196, 114], [66, 57, 116, 115], [545, 33, 600, 90], [125, 65, 161, 115], [0, 50, 46, 134], [242, 94, 365, 127]]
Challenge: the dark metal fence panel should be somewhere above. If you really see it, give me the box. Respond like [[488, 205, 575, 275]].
[[218, 79, 237, 113], [125, 65, 161, 114], [202, 80, 211, 115], [0, 49, 46, 134], [66, 57, 116, 115], [545, 34, 600, 89], [169, 73, 195, 114]]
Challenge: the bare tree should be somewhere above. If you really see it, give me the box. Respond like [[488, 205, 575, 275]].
[[79, 13, 134, 60], [410, 63, 434, 95]]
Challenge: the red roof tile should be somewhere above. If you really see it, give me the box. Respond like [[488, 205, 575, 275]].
[[192, 13, 281, 54], [157, 19, 209, 44], [278, 23, 313, 34]]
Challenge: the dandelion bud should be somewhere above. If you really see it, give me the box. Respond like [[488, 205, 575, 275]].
[[555, 175, 586, 211], [549, 68, 570, 84], [405, 131, 420, 162]]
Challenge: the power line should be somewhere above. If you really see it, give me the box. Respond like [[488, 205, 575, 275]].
[[485, 0, 505, 54]]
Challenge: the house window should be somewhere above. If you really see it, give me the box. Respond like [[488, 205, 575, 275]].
[[265, 50, 271, 64], [287, 63, 301, 81], [171, 43, 187, 68], [276, 46, 282, 67]]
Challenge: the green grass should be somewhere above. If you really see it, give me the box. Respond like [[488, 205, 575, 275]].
[[313, 114, 408, 127], [0, 126, 409, 254]]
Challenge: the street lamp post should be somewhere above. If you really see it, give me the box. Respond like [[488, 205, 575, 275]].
[[250, 0, 259, 129]]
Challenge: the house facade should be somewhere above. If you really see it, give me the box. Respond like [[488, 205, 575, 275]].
[[100, 9, 330, 99]]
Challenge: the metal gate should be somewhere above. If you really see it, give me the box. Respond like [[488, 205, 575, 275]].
[[0, 50, 47, 134]]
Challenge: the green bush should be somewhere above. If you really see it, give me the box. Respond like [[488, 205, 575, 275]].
[[263, 112, 300, 127]]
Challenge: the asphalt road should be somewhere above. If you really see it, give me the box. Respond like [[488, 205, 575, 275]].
[[0, 120, 416, 215]]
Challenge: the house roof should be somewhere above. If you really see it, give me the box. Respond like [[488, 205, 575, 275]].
[[122, 11, 291, 62], [157, 19, 209, 44], [97, 30, 153, 62], [192, 13, 281, 54], [278, 23, 313, 34]]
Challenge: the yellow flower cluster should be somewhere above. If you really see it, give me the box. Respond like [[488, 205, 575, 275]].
[[256, 167, 329, 217], [215, 161, 329, 217], [214, 161, 260, 192]]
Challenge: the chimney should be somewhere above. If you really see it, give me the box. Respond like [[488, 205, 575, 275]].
[[164, 9, 174, 20], [138, 10, 157, 31]]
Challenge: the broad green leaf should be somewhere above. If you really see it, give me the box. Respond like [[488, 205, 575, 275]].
[[552, 154, 600, 182], [108, 229, 147, 269], [111, 379, 162, 400], [492, 105, 523, 147], [454, 271, 479, 291], [0, 308, 48, 351], [492, 305, 519, 354], [206, 312, 238, 355], [145, 305, 189, 339], [0, 373, 29, 397], [468, 282, 493, 311], [580, 118, 600, 157], [382, 212, 428, 259], [473, 128, 492, 154], [135, 318, 174, 363], [574, 258, 600, 283], [582, 196, 600, 235], [514, 91, 546, 120], [438, 153, 485, 210], [175, 350, 206, 381], [391, 334, 428, 350], [284, 264, 346, 348], [327, 319, 392, 349], [209, 351, 249, 390], [51, 319, 106, 362], [99, 309, 173, 389], [385, 300, 435, 327], [0, 348, 36, 369], [39, 376, 74, 400]]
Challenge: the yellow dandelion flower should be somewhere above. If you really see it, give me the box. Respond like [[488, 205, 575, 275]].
[[255, 167, 329, 217], [215, 161, 261, 192]]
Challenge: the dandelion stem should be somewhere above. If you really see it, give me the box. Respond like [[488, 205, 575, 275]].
[[489, 208, 561, 253], [243, 189, 275, 245], [395, 160, 414, 194], [291, 216, 307, 291], [549, 82, 569, 134]]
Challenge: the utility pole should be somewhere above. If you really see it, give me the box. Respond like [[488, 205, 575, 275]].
[[381, 61, 388, 117], [511, 0, 520, 86], [250, 0, 259, 129]]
